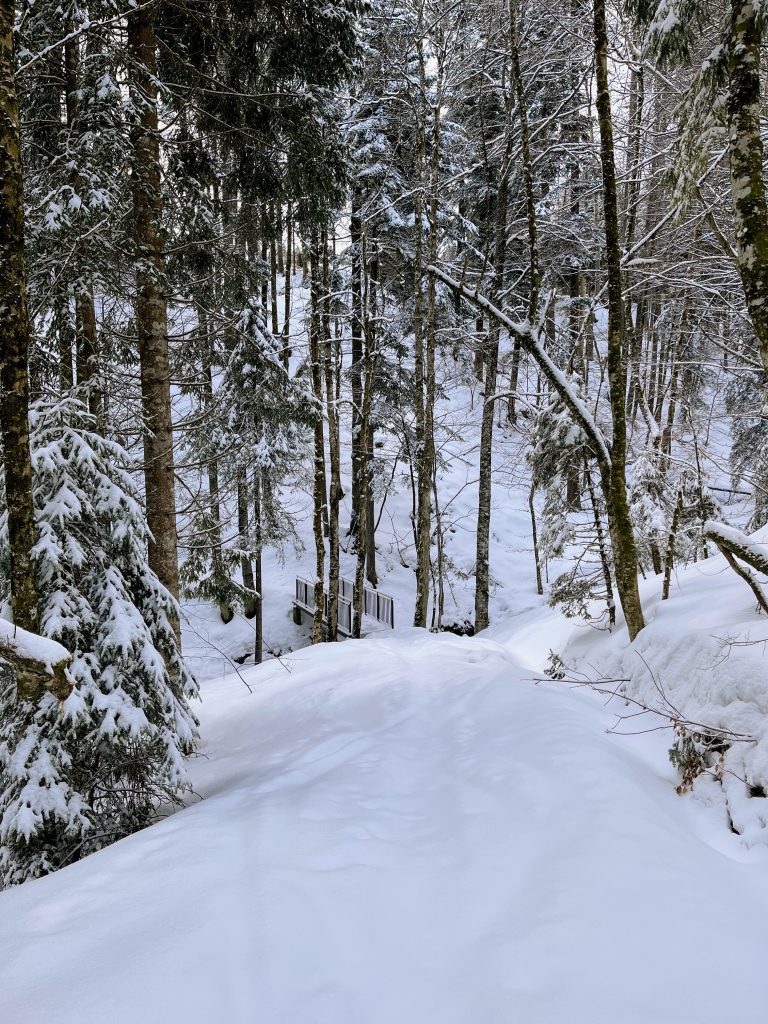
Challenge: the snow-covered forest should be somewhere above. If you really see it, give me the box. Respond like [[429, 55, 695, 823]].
[[2, 0, 768, 1020]]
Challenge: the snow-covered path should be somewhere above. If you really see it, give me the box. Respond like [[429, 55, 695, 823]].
[[2, 630, 768, 1023]]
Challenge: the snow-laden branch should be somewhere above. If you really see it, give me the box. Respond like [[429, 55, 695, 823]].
[[427, 264, 612, 470], [704, 521, 768, 613], [16, 2, 157, 76], [634, 380, 661, 443]]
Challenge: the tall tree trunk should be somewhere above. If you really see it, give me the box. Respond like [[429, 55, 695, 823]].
[[528, 484, 544, 596], [365, 237, 379, 587], [506, 1, 540, 427], [413, 35, 437, 627], [0, 3, 41, 644], [727, 0, 768, 377], [349, 195, 363, 550], [237, 468, 256, 619], [475, 33, 515, 631], [127, 7, 180, 603], [281, 203, 292, 370], [309, 237, 326, 642], [322, 228, 341, 639], [200, 311, 231, 623], [270, 209, 279, 339], [594, 0, 645, 640], [510, 0, 540, 324], [276, 203, 285, 276], [64, 27, 101, 421], [353, 240, 378, 639], [253, 469, 263, 663]]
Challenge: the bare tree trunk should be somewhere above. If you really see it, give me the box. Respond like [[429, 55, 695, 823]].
[[0, 4, 41, 645], [353, 252, 378, 639], [594, 0, 644, 640], [365, 238, 379, 587], [237, 469, 257, 619], [349, 195, 363, 550], [281, 203, 292, 370], [64, 27, 101, 421], [475, 65, 513, 632], [253, 469, 263, 663], [510, 0, 540, 324], [322, 228, 341, 639], [127, 7, 180, 604], [727, 0, 768, 377], [662, 489, 683, 601], [276, 203, 285, 276], [432, 472, 445, 629], [506, 0, 540, 427], [586, 463, 616, 626], [199, 310, 232, 623], [413, 35, 432, 627], [270, 208, 280, 339], [309, 237, 326, 642], [529, 484, 543, 596]]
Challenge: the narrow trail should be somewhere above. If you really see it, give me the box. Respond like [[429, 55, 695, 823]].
[[2, 631, 768, 1023]]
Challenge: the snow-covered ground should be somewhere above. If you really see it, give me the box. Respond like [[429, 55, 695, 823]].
[[5, 286, 768, 1020], [3, 608, 768, 1023]]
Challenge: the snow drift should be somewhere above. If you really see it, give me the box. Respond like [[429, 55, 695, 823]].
[[2, 627, 767, 1023]]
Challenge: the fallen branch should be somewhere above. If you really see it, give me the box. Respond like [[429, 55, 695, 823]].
[[704, 521, 768, 613]]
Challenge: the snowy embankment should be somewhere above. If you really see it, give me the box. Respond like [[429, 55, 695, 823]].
[[3, 623, 768, 1023], [559, 526, 768, 845]]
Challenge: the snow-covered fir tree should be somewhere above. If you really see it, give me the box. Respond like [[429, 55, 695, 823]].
[[0, 398, 197, 886]]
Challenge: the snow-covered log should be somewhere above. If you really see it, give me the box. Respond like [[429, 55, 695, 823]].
[[0, 619, 72, 701], [704, 521, 768, 613]]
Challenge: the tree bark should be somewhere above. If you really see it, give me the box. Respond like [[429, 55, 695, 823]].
[[727, 0, 768, 377], [200, 311, 231, 623], [253, 469, 263, 663], [593, 0, 645, 640], [322, 228, 341, 639], [309, 237, 326, 642], [475, 105, 512, 632], [64, 27, 101, 421], [237, 468, 256, 619], [412, 35, 432, 628], [365, 238, 379, 588], [0, 3, 41, 635], [353, 266, 378, 639], [281, 203, 292, 369], [127, 7, 180, 603]]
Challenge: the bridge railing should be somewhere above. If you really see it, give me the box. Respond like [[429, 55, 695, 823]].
[[294, 575, 394, 634]]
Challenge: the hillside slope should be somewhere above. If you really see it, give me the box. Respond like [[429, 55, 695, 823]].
[[2, 625, 768, 1024]]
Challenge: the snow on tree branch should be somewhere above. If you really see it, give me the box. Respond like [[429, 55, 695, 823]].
[[427, 264, 612, 470]]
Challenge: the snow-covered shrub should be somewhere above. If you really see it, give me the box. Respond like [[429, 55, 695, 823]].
[[530, 385, 614, 624], [0, 397, 198, 887]]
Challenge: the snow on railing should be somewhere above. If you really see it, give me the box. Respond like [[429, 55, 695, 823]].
[[293, 576, 394, 636]]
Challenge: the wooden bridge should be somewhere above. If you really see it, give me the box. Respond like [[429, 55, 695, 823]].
[[293, 576, 394, 638]]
